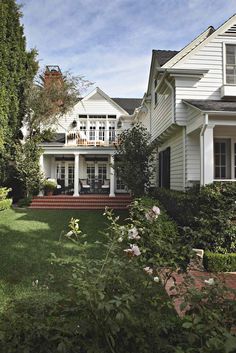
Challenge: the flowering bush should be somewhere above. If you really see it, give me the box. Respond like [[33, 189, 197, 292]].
[[0, 187, 12, 211], [1, 198, 235, 353]]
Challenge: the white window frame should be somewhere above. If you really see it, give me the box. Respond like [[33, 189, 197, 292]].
[[213, 136, 236, 180], [223, 42, 236, 85]]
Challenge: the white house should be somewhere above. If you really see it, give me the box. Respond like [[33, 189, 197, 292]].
[[139, 14, 236, 190], [39, 71, 142, 197]]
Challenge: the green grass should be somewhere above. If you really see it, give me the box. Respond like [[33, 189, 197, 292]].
[[0, 208, 128, 309]]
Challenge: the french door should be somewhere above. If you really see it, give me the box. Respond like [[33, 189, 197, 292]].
[[56, 162, 74, 191]]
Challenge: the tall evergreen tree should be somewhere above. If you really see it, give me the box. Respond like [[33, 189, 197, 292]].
[[0, 0, 38, 183]]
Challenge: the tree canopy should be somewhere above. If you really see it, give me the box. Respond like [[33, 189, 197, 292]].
[[114, 124, 157, 197]]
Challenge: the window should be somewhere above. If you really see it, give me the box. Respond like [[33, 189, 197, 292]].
[[109, 122, 115, 142], [98, 164, 107, 184], [154, 92, 158, 105], [159, 147, 170, 189], [88, 115, 106, 119], [89, 123, 96, 140], [99, 123, 105, 141], [214, 139, 231, 179], [108, 115, 116, 119], [87, 164, 95, 186], [80, 121, 87, 135], [226, 44, 236, 84], [79, 115, 87, 119]]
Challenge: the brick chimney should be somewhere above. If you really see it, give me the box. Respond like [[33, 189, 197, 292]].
[[44, 65, 63, 88]]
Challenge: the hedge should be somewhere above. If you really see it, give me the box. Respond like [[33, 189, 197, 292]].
[[152, 183, 236, 253], [204, 251, 236, 272]]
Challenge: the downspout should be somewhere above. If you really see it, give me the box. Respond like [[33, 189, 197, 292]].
[[200, 113, 208, 186]]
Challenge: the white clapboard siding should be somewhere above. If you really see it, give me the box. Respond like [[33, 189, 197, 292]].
[[186, 107, 203, 134], [151, 83, 173, 140], [159, 128, 184, 191], [173, 32, 236, 124], [53, 93, 126, 133], [185, 132, 200, 183]]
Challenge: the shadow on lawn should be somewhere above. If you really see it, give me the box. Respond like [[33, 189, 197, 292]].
[[0, 209, 128, 297]]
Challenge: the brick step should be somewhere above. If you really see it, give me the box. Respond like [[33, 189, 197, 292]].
[[29, 205, 128, 211], [29, 195, 132, 210]]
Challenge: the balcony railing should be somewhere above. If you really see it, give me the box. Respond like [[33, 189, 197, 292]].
[[66, 130, 118, 147]]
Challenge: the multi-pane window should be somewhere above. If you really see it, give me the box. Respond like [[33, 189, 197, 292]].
[[79, 121, 87, 135], [109, 122, 115, 142], [89, 123, 96, 140], [226, 45, 236, 84], [98, 164, 107, 184], [99, 122, 105, 141], [214, 139, 231, 179], [87, 164, 95, 186], [68, 164, 74, 187]]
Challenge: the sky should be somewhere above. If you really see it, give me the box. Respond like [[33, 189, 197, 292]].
[[17, 0, 236, 98]]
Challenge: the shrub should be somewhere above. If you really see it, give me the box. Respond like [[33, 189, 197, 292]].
[[0, 187, 12, 211], [204, 252, 236, 272], [43, 179, 57, 194], [152, 183, 236, 253], [17, 196, 32, 207]]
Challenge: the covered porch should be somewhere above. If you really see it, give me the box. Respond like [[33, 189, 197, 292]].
[[39, 150, 126, 197]]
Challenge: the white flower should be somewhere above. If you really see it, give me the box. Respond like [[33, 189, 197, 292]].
[[144, 266, 153, 275], [124, 244, 141, 257], [118, 237, 123, 243], [145, 211, 153, 221], [130, 244, 141, 256], [204, 278, 215, 286], [32, 279, 39, 287], [66, 230, 73, 237], [152, 206, 160, 216], [153, 276, 160, 283], [128, 227, 140, 240]]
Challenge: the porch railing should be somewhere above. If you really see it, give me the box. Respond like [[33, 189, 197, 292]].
[[66, 130, 118, 147]]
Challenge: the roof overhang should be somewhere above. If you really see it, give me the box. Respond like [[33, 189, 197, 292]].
[[183, 100, 236, 115]]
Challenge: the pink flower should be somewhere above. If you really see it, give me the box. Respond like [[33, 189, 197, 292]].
[[145, 206, 161, 222]]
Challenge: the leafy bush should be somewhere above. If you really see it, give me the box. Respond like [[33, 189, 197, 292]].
[[152, 183, 236, 253], [0, 187, 12, 210], [17, 196, 32, 207], [204, 252, 236, 272], [0, 199, 235, 353]]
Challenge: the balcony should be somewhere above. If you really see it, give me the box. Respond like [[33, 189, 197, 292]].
[[66, 130, 118, 147]]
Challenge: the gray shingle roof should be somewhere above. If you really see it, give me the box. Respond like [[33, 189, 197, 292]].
[[112, 98, 142, 114], [184, 99, 236, 112], [153, 50, 179, 66]]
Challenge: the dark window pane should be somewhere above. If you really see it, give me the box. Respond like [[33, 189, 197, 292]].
[[221, 167, 226, 178], [215, 167, 220, 178]]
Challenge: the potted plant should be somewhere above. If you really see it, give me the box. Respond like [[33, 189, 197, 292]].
[[43, 179, 57, 196]]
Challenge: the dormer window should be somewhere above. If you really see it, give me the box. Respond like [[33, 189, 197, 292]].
[[226, 44, 236, 84]]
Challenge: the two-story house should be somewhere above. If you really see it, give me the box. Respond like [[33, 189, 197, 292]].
[[39, 67, 142, 198], [139, 14, 236, 190]]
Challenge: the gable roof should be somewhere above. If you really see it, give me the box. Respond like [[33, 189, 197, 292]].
[[184, 99, 236, 112], [153, 50, 179, 67], [80, 87, 141, 115], [111, 98, 142, 114]]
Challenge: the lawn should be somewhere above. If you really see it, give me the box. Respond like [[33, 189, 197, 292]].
[[0, 208, 128, 310]]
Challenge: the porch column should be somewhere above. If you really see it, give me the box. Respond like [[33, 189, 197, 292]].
[[109, 154, 115, 197], [73, 153, 80, 196], [200, 125, 214, 185], [50, 156, 56, 179]]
